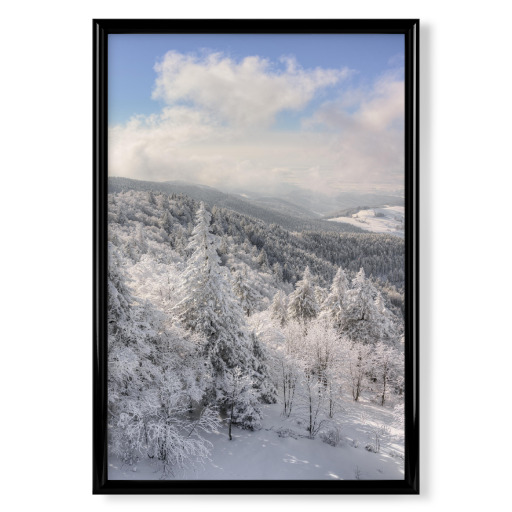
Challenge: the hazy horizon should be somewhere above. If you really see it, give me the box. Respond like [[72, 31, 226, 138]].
[[109, 174, 405, 199]]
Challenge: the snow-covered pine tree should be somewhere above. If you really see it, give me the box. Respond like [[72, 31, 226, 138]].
[[270, 289, 288, 326], [218, 236, 230, 265], [342, 267, 381, 344], [176, 203, 252, 373], [272, 262, 283, 283], [287, 266, 319, 323], [136, 223, 147, 256], [220, 367, 262, 439], [321, 267, 349, 330], [232, 268, 261, 317], [107, 243, 157, 410], [108, 242, 135, 339], [159, 210, 172, 234], [249, 332, 277, 404], [314, 285, 328, 310], [108, 242, 219, 472], [175, 203, 263, 428], [373, 292, 401, 346], [158, 193, 170, 210], [257, 248, 269, 269]]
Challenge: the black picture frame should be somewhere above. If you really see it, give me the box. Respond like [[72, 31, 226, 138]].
[[93, 18, 419, 495]]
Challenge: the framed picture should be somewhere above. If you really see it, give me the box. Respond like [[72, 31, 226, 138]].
[[93, 19, 419, 494]]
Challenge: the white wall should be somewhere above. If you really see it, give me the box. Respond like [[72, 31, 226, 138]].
[[2, 1, 511, 509]]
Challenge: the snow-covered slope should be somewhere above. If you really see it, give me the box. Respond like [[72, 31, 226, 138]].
[[329, 206, 404, 238], [108, 400, 404, 481]]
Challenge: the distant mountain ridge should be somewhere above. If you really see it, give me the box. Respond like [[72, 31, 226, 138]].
[[245, 196, 322, 220], [108, 177, 365, 234], [223, 183, 404, 215]]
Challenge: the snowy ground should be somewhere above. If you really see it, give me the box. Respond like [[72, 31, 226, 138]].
[[328, 206, 404, 238], [108, 396, 404, 481]]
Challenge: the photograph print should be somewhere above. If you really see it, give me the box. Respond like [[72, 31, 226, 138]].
[[95, 20, 418, 492]]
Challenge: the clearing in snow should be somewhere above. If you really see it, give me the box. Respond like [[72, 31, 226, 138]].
[[329, 206, 404, 238]]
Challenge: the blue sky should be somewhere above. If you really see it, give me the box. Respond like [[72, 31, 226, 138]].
[[109, 34, 404, 126], [108, 34, 404, 194]]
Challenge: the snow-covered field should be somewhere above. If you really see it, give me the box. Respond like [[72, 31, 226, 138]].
[[329, 206, 404, 238], [108, 397, 404, 481]]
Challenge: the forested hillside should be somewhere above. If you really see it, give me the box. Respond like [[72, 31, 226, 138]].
[[109, 179, 404, 285], [109, 177, 365, 234], [107, 183, 406, 480]]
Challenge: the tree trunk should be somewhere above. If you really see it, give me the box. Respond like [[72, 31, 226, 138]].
[[229, 400, 234, 441], [381, 373, 387, 406]]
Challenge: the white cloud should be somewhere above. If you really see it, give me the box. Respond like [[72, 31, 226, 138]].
[[303, 73, 405, 188], [151, 51, 350, 128], [356, 73, 404, 131], [109, 52, 404, 195]]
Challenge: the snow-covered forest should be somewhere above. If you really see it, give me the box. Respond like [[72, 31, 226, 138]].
[[107, 181, 405, 480]]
